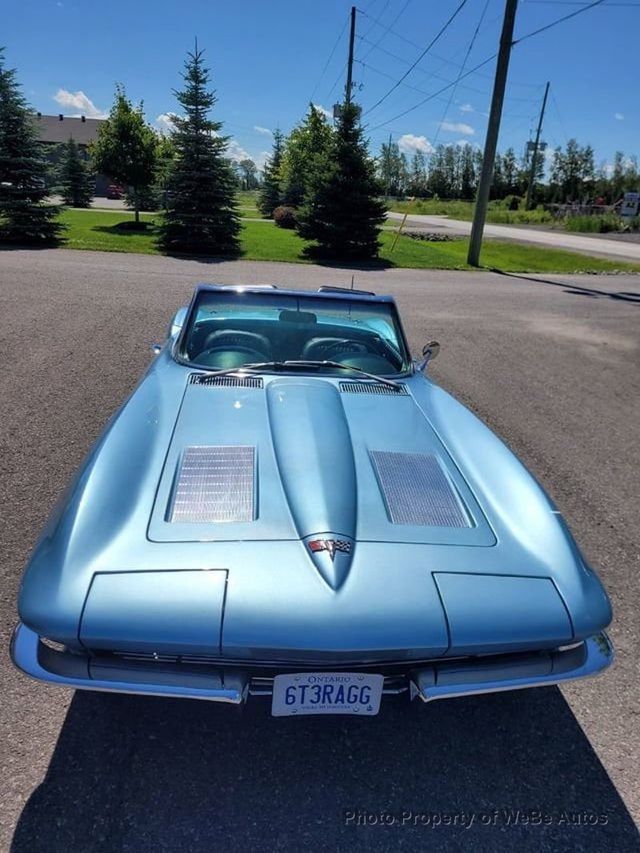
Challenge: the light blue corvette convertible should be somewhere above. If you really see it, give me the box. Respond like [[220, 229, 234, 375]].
[[11, 284, 613, 716]]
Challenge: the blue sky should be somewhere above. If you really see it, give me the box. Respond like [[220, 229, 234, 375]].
[[3, 0, 639, 171]]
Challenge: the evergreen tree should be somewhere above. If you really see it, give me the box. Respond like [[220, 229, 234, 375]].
[[408, 151, 427, 197], [0, 48, 62, 244], [159, 45, 240, 255], [298, 103, 386, 260], [280, 105, 333, 207], [91, 86, 156, 224], [258, 128, 284, 217], [58, 137, 94, 207]]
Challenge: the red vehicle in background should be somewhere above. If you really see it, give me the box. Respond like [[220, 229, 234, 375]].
[[106, 184, 125, 199]]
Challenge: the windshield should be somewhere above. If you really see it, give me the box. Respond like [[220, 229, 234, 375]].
[[177, 290, 411, 376]]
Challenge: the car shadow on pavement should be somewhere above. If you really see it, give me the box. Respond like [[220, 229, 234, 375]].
[[11, 686, 638, 853], [489, 270, 640, 305]]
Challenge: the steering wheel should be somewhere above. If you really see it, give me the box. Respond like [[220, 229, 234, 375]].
[[196, 345, 270, 365], [318, 339, 369, 359], [201, 329, 273, 360]]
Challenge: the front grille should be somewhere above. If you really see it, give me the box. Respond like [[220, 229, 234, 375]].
[[100, 650, 456, 676], [339, 381, 408, 395], [371, 450, 470, 527], [190, 373, 264, 389]]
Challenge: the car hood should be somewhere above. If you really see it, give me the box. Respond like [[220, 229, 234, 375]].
[[18, 359, 611, 654], [148, 376, 496, 551]]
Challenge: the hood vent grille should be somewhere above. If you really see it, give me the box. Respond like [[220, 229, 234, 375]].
[[339, 381, 407, 396], [371, 450, 470, 528], [169, 445, 255, 523], [190, 374, 264, 389]]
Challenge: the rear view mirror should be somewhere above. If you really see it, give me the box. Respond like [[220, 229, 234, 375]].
[[415, 340, 440, 373]]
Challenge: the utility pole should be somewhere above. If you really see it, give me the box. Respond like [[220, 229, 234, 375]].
[[345, 6, 356, 105], [467, 0, 518, 267], [385, 132, 392, 199], [525, 81, 550, 210]]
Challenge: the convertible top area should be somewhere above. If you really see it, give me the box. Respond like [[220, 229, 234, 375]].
[[174, 284, 411, 376]]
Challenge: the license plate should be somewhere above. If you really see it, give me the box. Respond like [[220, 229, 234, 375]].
[[271, 672, 384, 717]]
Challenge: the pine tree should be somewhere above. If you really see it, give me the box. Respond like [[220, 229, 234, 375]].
[[298, 103, 386, 260], [0, 49, 62, 244], [258, 128, 284, 217], [158, 45, 240, 255], [58, 137, 94, 207]]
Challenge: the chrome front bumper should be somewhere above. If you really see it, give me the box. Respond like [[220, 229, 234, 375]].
[[10, 623, 613, 705]]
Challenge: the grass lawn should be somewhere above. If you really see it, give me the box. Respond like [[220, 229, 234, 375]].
[[57, 209, 640, 274], [386, 198, 554, 225]]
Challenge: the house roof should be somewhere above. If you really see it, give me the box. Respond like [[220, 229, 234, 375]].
[[35, 114, 104, 146]]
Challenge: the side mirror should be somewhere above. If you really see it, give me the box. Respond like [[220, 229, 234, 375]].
[[168, 305, 188, 340], [415, 340, 440, 373]]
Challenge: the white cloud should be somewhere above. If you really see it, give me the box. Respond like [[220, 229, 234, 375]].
[[53, 88, 107, 119], [255, 150, 271, 171], [614, 112, 624, 121], [253, 125, 272, 136], [439, 120, 475, 136], [227, 138, 252, 162], [155, 112, 178, 132], [397, 133, 434, 155], [312, 103, 333, 120], [459, 103, 473, 113]]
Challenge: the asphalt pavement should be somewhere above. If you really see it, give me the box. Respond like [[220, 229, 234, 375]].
[[0, 249, 638, 852], [386, 211, 640, 261]]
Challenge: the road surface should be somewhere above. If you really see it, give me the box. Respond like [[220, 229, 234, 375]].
[[387, 211, 640, 262], [0, 250, 639, 852]]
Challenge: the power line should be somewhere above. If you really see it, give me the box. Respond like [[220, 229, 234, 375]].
[[358, 5, 543, 88], [357, 34, 492, 98], [525, 1, 638, 6], [513, 0, 607, 43], [327, 62, 348, 99], [355, 58, 463, 106], [310, 13, 350, 101], [366, 0, 615, 135], [363, 0, 471, 116], [359, 0, 412, 60], [431, 0, 490, 149], [367, 53, 498, 131], [358, 33, 538, 105]]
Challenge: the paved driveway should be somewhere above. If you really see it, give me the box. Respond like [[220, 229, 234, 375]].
[[387, 211, 640, 262], [0, 250, 638, 851]]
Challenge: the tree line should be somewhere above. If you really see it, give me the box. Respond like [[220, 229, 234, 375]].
[[375, 138, 638, 206], [0, 45, 385, 259]]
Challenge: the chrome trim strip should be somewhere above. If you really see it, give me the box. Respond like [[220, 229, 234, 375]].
[[11, 624, 612, 706], [411, 633, 613, 703], [10, 623, 246, 704]]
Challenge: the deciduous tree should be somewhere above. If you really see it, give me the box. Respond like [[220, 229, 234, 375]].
[[280, 105, 333, 207], [91, 86, 157, 223]]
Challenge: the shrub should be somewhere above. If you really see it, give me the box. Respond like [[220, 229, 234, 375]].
[[564, 214, 623, 233], [273, 205, 297, 229]]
